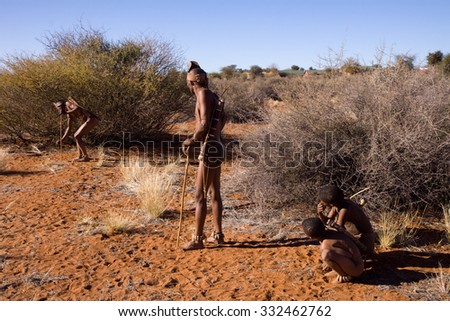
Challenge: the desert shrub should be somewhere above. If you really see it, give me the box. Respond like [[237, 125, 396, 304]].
[[427, 51, 443, 66], [209, 77, 281, 123], [0, 26, 189, 143], [441, 54, 450, 76], [239, 67, 450, 213]]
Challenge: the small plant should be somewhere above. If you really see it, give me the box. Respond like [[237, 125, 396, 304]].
[[137, 165, 177, 220], [121, 158, 178, 219], [431, 264, 450, 295], [377, 212, 400, 250], [101, 211, 139, 236], [377, 211, 419, 250], [120, 158, 149, 192]]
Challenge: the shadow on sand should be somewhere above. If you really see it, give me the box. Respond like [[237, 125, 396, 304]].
[[0, 170, 48, 176], [357, 250, 450, 286]]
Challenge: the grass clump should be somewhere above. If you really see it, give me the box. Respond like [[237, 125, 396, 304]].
[[0, 149, 9, 172], [377, 210, 419, 250], [121, 158, 178, 219]]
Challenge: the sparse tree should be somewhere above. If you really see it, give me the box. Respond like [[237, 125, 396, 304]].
[[220, 64, 237, 79], [395, 54, 415, 70], [249, 65, 263, 77], [427, 50, 444, 66], [441, 54, 450, 76], [342, 57, 362, 74], [291, 65, 300, 70]]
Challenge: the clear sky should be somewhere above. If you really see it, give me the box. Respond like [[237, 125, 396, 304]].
[[1, 0, 449, 72]]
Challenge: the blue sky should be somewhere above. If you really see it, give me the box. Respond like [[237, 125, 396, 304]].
[[1, 0, 449, 72]]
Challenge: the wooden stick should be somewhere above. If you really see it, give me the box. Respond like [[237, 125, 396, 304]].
[[59, 114, 63, 160], [349, 187, 370, 200], [176, 155, 190, 247]]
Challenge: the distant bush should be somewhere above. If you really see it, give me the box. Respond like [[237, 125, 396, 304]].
[[441, 54, 450, 76], [0, 26, 189, 143], [240, 67, 450, 213], [427, 51, 444, 66], [210, 77, 281, 123]]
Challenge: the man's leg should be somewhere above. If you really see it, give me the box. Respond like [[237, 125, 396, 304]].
[[74, 119, 97, 161], [181, 161, 214, 250], [206, 166, 224, 243], [321, 248, 364, 282]]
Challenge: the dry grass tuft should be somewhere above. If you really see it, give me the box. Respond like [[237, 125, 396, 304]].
[[0, 149, 9, 172], [402, 264, 450, 300], [77, 211, 140, 236], [430, 264, 450, 295], [101, 211, 140, 235], [377, 210, 419, 250], [121, 158, 178, 219]]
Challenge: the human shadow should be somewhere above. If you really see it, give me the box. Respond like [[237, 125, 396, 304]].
[[356, 250, 450, 286], [408, 228, 448, 247]]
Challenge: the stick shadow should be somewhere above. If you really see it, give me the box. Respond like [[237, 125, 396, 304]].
[[211, 237, 318, 249]]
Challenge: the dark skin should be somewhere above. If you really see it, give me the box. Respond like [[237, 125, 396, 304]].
[[54, 100, 99, 162], [317, 198, 375, 255], [307, 228, 364, 283], [181, 72, 226, 250]]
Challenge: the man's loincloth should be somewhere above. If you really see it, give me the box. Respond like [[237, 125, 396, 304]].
[[199, 140, 225, 168]]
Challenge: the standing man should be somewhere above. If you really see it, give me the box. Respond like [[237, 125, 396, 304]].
[[54, 98, 100, 162], [181, 61, 226, 250]]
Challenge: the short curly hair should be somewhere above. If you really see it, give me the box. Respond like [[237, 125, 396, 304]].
[[302, 217, 325, 238], [318, 185, 344, 205]]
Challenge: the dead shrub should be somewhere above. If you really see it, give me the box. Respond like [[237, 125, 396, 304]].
[[239, 67, 450, 215], [210, 77, 281, 123]]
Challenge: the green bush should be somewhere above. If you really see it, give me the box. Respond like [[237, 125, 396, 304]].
[[0, 27, 189, 143], [441, 54, 450, 76]]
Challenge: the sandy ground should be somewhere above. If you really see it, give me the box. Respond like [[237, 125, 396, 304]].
[[1, 124, 449, 301]]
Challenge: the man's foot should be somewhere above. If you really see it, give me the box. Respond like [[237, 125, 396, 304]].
[[205, 232, 225, 245], [181, 235, 205, 251], [324, 270, 338, 277], [75, 156, 92, 162], [322, 262, 332, 272], [332, 275, 353, 284]]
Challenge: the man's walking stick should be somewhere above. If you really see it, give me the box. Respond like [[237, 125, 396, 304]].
[[59, 114, 63, 160], [176, 153, 190, 247]]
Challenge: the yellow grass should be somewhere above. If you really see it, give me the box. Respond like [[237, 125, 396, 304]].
[[78, 212, 139, 236], [0, 149, 9, 171], [377, 210, 419, 250], [101, 211, 139, 235], [121, 158, 178, 219]]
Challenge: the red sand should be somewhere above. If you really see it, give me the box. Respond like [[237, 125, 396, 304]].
[[1, 125, 449, 301]]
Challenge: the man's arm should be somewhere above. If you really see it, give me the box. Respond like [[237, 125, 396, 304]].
[[192, 90, 210, 142], [61, 115, 73, 142]]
